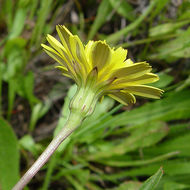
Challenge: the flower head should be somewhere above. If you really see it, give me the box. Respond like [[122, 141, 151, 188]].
[[42, 25, 163, 106]]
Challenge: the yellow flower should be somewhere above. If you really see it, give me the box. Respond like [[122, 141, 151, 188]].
[[41, 25, 163, 106], [12, 26, 164, 190]]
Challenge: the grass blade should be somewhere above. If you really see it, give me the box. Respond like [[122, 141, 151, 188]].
[[87, 0, 112, 41], [106, 0, 159, 44], [139, 167, 163, 190]]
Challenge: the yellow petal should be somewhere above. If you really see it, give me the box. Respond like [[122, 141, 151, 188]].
[[125, 58, 133, 66], [42, 44, 77, 79], [112, 73, 159, 89], [56, 25, 73, 53], [98, 47, 127, 80], [69, 35, 89, 75], [111, 62, 152, 79], [90, 41, 111, 71], [46, 35, 75, 68], [41, 44, 67, 67], [85, 40, 94, 64], [55, 66, 72, 78], [110, 47, 128, 69], [126, 73, 159, 84], [109, 92, 136, 105], [123, 85, 164, 99], [46, 34, 65, 55], [57, 64, 82, 86]]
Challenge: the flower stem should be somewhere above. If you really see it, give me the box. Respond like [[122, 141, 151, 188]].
[[12, 111, 83, 190]]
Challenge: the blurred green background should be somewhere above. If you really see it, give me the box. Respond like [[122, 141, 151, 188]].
[[0, 0, 190, 189]]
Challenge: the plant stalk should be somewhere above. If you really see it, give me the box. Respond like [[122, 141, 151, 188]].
[[12, 111, 83, 190]]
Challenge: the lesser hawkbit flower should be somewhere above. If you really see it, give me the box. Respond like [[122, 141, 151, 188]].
[[42, 25, 162, 117], [13, 25, 163, 190]]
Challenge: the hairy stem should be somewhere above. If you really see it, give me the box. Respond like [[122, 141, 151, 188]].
[[12, 111, 83, 190]]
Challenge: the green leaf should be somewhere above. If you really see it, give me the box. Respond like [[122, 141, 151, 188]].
[[149, 20, 190, 37], [98, 151, 179, 167], [1, 0, 13, 31], [3, 49, 25, 81], [139, 167, 163, 190], [152, 72, 174, 88], [144, 132, 190, 157], [110, 161, 190, 178], [29, 82, 71, 131], [19, 135, 38, 156], [86, 121, 168, 160], [87, 0, 112, 40], [29, 99, 51, 131], [7, 79, 16, 119], [176, 75, 190, 91], [0, 61, 2, 116], [109, 90, 190, 128], [149, 27, 190, 60], [30, 0, 53, 46], [9, 8, 27, 39], [107, 181, 141, 190], [23, 71, 40, 107], [109, 0, 135, 21], [0, 118, 19, 190], [163, 180, 190, 190], [149, 0, 169, 20], [106, 0, 159, 44], [3, 37, 26, 57]]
